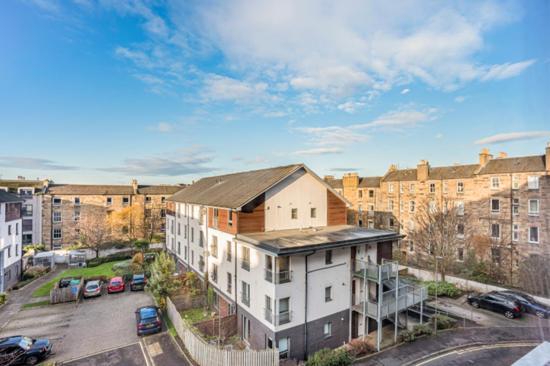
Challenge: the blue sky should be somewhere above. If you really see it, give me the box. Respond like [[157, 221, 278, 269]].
[[0, 0, 549, 184]]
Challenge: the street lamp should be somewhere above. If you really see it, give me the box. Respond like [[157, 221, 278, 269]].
[[434, 255, 443, 334]]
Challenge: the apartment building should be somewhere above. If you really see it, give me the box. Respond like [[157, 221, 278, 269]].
[[0, 191, 23, 292], [166, 164, 415, 360], [42, 179, 183, 249], [0, 179, 44, 246], [326, 143, 550, 267]]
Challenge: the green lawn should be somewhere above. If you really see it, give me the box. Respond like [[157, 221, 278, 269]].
[[22, 300, 50, 309], [32, 260, 124, 298], [180, 308, 213, 324]]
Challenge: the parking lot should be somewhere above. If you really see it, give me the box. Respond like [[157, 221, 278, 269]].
[[0, 289, 154, 363]]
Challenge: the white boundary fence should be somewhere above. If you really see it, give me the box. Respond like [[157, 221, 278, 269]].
[[166, 297, 279, 366]]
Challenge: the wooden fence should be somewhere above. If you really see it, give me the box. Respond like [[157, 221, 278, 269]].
[[50, 277, 83, 304], [166, 297, 279, 366]]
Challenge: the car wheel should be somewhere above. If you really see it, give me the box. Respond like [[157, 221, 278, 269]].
[[25, 356, 39, 365], [535, 311, 545, 319], [471, 301, 480, 308], [504, 311, 515, 319]]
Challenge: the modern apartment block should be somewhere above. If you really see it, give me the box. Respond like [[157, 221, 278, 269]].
[[325, 142, 550, 267], [165, 164, 420, 360], [0, 179, 44, 246], [41, 180, 183, 249], [0, 191, 23, 292]]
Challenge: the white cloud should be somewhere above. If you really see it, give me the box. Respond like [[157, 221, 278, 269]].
[[149, 122, 174, 133], [202, 74, 268, 102], [337, 101, 366, 114], [401, 88, 410, 95], [351, 108, 438, 129], [296, 126, 368, 146], [294, 147, 343, 156], [475, 131, 550, 145], [435, 133, 444, 139], [454, 95, 467, 103], [0, 156, 77, 170], [480, 59, 536, 81]]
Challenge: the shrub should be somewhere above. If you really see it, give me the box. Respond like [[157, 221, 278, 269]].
[[399, 324, 433, 343], [344, 338, 374, 357], [23, 266, 50, 280], [425, 281, 462, 298], [431, 314, 456, 330], [0, 293, 6, 305], [134, 239, 150, 252], [132, 252, 144, 265], [306, 348, 354, 366]]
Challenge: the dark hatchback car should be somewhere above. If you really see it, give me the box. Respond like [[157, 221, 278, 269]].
[[0, 336, 52, 365], [467, 292, 523, 319], [497, 290, 550, 318], [135, 306, 162, 336], [130, 274, 147, 291]]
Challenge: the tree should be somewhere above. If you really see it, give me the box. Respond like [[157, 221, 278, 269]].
[[109, 205, 145, 242], [147, 252, 181, 309], [77, 206, 113, 258], [143, 204, 165, 243], [410, 198, 470, 282], [518, 255, 550, 297], [134, 239, 150, 252]]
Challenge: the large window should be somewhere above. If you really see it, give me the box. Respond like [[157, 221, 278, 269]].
[[278, 337, 289, 359], [429, 183, 436, 193], [53, 211, 62, 223], [491, 223, 500, 239], [513, 199, 519, 215], [529, 227, 539, 244], [491, 199, 500, 213], [278, 297, 290, 325], [227, 272, 232, 294], [325, 286, 332, 302], [310, 207, 317, 218], [491, 177, 500, 189], [457, 181, 464, 193], [211, 264, 218, 283], [528, 199, 539, 215], [241, 281, 250, 306], [226, 241, 232, 262], [527, 176, 539, 190], [241, 246, 250, 271], [409, 200, 416, 213], [53, 228, 62, 240], [513, 224, 520, 242], [210, 235, 218, 258]]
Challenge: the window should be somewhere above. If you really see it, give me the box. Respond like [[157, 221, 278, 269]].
[[213, 208, 219, 227], [53, 197, 61, 206], [53, 228, 62, 239], [457, 223, 465, 238], [184, 224, 187, 239], [122, 197, 129, 206], [228, 210, 233, 226], [388, 199, 394, 211], [325, 250, 332, 265], [74, 209, 80, 222], [74, 197, 80, 206], [457, 248, 464, 261], [529, 227, 539, 244], [369, 189, 374, 198], [199, 231, 204, 247], [399, 200, 404, 213], [241, 246, 250, 271], [291, 208, 298, 219], [177, 241, 181, 255], [53, 211, 62, 223], [513, 224, 519, 242], [211, 235, 218, 258], [7, 246, 11, 257], [106, 197, 112, 206], [278, 297, 290, 325], [278, 337, 289, 359], [161, 196, 166, 203], [408, 220, 415, 231], [211, 264, 218, 283], [358, 190, 363, 198], [491, 199, 500, 213], [227, 273, 232, 294], [429, 201, 436, 213], [388, 183, 394, 193], [409, 200, 415, 213], [145, 196, 151, 203], [191, 250, 194, 265], [323, 322, 332, 338], [457, 181, 464, 193], [324, 286, 332, 302], [491, 177, 500, 189], [184, 246, 188, 260], [310, 207, 317, 218], [22, 204, 33, 217], [177, 223, 181, 236], [265, 295, 273, 323], [528, 199, 539, 215], [512, 175, 520, 190], [191, 228, 194, 242], [443, 181, 448, 194], [408, 240, 414, 252], [409, 183, 415, 193], [389, 218, 395, 227], [226, 241, 232, 261], [527, 176, 539, 190], [491, 223, 500, 239], [241, 281, 250, 306], [15, 223, 19, 235], [491, 247, 501, 264], [429, 183, 436, 193], [400, 184, 404, 194], [199, 255, 205, 272], [513, 198, 519, 215]]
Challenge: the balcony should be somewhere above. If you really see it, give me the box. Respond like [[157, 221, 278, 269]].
[[353, 284, 427, 319], [264, 269, 292, 284], [275, 311, 291, 325], [353, 260, 397, 282]]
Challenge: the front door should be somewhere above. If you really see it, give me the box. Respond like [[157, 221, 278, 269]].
[[352, 312, 359, 338]]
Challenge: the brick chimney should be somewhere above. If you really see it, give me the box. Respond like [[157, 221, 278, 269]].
[[479, 148, 493, 166], [546, 142, 550, 173], [131, 179, 138, 194], [342, 172, 359, 189], [417, 160, 429, 181], [388, 164, 398, 173], [323, 175, 335, 181], [498, 152, 508, 159]]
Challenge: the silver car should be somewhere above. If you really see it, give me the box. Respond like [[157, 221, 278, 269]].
[[83, 280, 102, 298]]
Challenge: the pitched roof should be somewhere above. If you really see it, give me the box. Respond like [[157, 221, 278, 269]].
[[359, 177, 382, 188], [0, 190, 24, 203], [0, 180, 43, 190], [325, 178, 343, 189], [478, 155, 546, 175], [137, 185, 185, 195], [47, 184, 135, 195], [382, 164, 479, 182], [383, 168, 417, 182], [169, 164, 305, 208]]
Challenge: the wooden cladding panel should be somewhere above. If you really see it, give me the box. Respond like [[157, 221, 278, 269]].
[[327, 190, 347, 225], [237, 202, 265, 233], [208, 207, 238, 235], [377, 241, 393, 263]]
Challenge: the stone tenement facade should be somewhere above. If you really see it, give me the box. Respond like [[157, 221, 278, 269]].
[[41, 179, 184, 250], [325, 143, 550, 269]]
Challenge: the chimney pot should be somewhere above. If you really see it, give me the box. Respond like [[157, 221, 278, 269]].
[[498, 152, 508, 159], [479, 148, 493, 166]]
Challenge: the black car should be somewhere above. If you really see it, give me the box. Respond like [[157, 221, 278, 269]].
[[130, 274, 147, 291], [497, 290, 550, 318], [0, 336, 52, 365], [135, 306, 162, 336], [467, 292, 522, 319]]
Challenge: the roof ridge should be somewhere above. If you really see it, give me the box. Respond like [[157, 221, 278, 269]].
[[198, 163, 303, 181]]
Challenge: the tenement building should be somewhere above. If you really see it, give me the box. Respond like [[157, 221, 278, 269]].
[[166, 164, 424, 360], [326, 143, 550, 274], [41, 179, 183, 249], [0, 191, 23, 292]]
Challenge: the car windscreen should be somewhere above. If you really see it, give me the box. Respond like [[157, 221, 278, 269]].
[[140, 308, 157, 320], [18, 337, 33, 350], [86, 284, 99, 290], [111, 281, 122, 286]]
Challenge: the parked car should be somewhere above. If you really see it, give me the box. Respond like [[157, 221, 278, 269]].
[[0, 335, 52, 365], [135, 306, 162, 336], [107, 277, 125, 294], [467, 292, 522, 319], [83, 280, 102, 298], [130, 274, 147, 291], [497, 290, 550, 318]]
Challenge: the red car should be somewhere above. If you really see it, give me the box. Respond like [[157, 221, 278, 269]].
[[107, 277, 125, 294]]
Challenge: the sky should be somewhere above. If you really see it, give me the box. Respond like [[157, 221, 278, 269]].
[[0, 0, 549, 184]]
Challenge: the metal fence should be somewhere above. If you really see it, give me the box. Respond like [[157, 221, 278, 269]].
[[166, 297, 279, 366]]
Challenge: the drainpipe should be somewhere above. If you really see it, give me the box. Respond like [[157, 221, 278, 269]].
[[304, 250, 315, 360]]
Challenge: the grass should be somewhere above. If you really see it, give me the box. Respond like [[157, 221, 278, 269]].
[[22, 300, 50, 309], [32, 260, 124, 298], [180, 307, 213, 324], [164, 314, 177, 337]]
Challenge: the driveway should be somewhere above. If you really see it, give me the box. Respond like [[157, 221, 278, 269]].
[[0, 289, 153, 363]]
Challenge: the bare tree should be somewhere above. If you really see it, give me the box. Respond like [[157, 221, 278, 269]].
[[144, 204, 165, 242], [410, 198, 470, 282], [77, 206, 113, 258]]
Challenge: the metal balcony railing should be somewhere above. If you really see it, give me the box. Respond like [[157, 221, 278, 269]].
[[353, 259, 398, 282], [264, 269, 273, 283], [264, 269, 292, 284]]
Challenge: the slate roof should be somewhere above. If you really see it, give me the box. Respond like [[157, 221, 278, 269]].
[[137, 185, 185, 195], [383, 168, 417, 182], [237, 225, 402, 255], [169, 164, 306, 208], [0, 190, 24, 203], [478, 155, 547, 174], [382, 164, 480, 182], [46, 184, 182, 195], [359, 177, 382, 188], [325, 178, 343, 189]]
